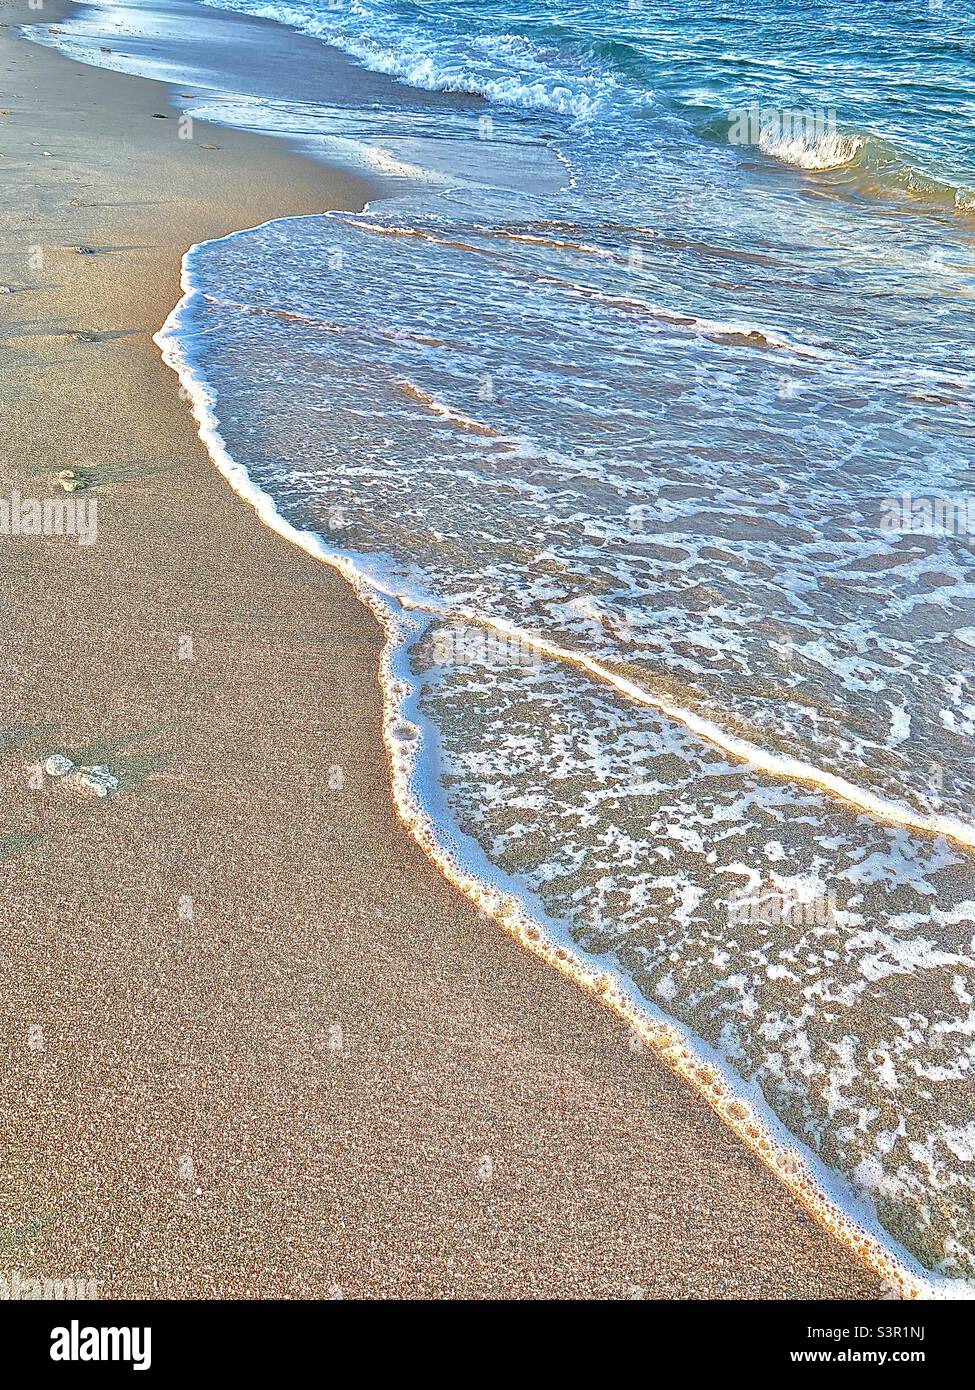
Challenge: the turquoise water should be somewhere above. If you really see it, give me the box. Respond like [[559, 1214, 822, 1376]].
[[33, 0, 975, 1284], [213, 0, 975, 207]]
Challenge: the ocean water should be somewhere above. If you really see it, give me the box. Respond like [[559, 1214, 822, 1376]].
[[32, 0, 975, 1288]]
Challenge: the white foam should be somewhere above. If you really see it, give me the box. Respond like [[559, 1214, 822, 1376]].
[[201, 0, 616, 119], [392, 600, 975, 853], [759, 128, 866, 171]]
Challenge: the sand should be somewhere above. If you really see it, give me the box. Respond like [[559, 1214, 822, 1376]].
[[0, 0, 884, 1298]]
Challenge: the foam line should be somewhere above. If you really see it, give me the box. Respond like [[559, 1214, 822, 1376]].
[[395, 600, 975, 852]]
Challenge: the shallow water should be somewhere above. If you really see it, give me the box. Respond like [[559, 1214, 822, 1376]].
[[32, 0, 975, 1284]]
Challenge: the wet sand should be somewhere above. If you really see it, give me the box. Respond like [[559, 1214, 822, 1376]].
[[0, 0, 884, 1297]]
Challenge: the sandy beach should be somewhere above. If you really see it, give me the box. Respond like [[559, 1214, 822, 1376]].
[[0, 0, 887, 1298]]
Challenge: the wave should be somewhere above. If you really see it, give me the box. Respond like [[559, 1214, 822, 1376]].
[[196, 0, 975, 220], [757, 127, 866, 171], [341, 43, 610, 118], [750, 122, 975, 214], [154, 212, 951, 1300], [200, 0, 618, 118], [681, 98, 975, 216]]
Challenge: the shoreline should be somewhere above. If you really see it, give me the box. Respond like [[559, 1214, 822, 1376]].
[[1, 0, 888, 1298], [160, 221, 929, 1299]]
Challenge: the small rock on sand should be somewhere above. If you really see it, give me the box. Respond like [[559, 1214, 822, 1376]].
[[70, 765, 119, 799], [44, 753, 75, 778]]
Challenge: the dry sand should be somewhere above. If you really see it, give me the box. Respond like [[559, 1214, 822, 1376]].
[[0, 0, 884, 1298]]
